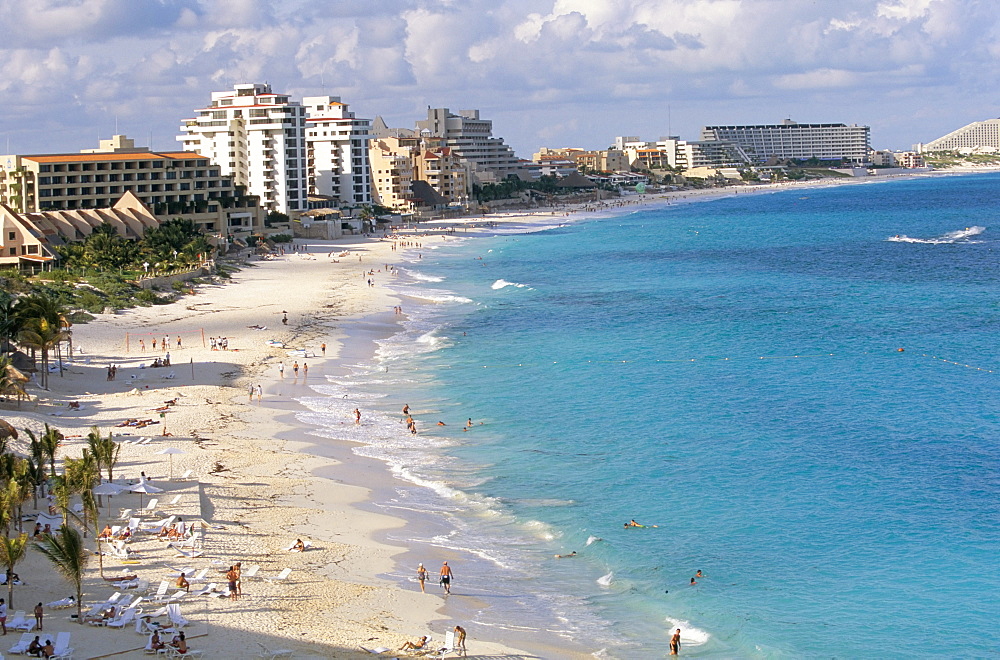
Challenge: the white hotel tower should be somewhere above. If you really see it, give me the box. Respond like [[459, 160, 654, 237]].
[[303, 96, 372, 207], [178, 83, 307, 214]]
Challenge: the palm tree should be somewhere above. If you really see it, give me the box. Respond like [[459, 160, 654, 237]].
[[63, 454, 98, 537], [85, 427, 121, 486], [0, 534, 28, 608], [8, 460, 33, 534], [34, 525, 88, 622], [17, 317, 68, 390], [36, 424, 62, 479], [80, 489, 104, 578]]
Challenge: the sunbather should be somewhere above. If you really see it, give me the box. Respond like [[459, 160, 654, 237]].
[[149, 631, 166, 651], [98, 524, 113, 539], [176, 572, 190, 592], [399, 636, 428, 651], [27, 636, 42, 657], [291, 539, 306, 552]]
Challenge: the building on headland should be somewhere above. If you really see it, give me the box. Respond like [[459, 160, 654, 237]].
[[0, 191, 159, 270], [532, 148, 628, 173], [613, 136, 750, 171], [413, 108, 522, 184], [872, 150, 926, 168], [0, 135, 264, 238], [918, 118, 1000, 152], [699, 119, 871, 165], [302, 96, 372, 207], [178, 84, 307, 215]]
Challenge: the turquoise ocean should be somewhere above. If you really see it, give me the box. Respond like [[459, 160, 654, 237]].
[[297, 174, 999, 658]]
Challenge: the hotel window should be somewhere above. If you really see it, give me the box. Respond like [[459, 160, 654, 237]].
[[6, 232, 13, 240]]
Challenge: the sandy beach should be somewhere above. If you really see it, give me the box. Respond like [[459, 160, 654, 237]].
[[0, 172, 958, 659]]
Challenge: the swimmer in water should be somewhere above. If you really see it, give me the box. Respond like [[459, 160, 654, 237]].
[[690, 577, 697, 585], [554, 551, 577, 559], [695, 570, 703, 578], [437, 421, 446, 426], [625, 519, 658, 528]]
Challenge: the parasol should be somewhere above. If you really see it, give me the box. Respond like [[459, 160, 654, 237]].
[[0, 419, 17, 442], [93, 481, 127, 517], [129, 481, 164, 508], [155, 447, 186, 479]]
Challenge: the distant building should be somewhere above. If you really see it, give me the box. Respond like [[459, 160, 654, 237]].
[[615, 136, 750, 171], [302, 96, 372, 207], [920, 118, 1000, 152], [532, 148, 628, 173], [368, 135, 469, 211], [178, 83, 308, 214], [700, 119, 871, 164], [0, 191, 159, 271], [0, 135, 263, 238], [414, 108, 522, 183], [368, 138, 417, 212]]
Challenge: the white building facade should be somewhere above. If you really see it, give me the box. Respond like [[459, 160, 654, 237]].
[[414, 108, 522, 183], [303, 96, 372, 207], [920, 118, 1000, 152], [700, 120, 871, 164]]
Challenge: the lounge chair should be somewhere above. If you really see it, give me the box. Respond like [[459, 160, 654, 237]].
[[190, 582, 216, 597], [147, 580, 169, 601], [256, 642, 294, 659], [12, 613, 36, 632], [167, 543, 203, 558], [118, 508, 134, 520], [165, 495, 183, 507], [166, 603, 189, 628], [50, 631, 73, 659], [241, 564, 260, 580], [44, 596, 75, 609], [175, 470, 193, 481], [264, 568, 292, 583], [107, 607, 137, 630], [186, 568, 210, 583], [6, 610, 26, 630], [139, 499, 159, 516], [7, 632, 33, 654]]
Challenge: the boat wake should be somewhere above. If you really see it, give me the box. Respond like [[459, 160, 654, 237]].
[[888, 226, 986, 244]]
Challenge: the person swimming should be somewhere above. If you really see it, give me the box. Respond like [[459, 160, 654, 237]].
[[554, 551, 577, 559], [625, 519, 658, 528]]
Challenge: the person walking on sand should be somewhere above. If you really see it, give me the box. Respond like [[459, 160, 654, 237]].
[[278, 362, 284, 378], [354, 408, 361, 425], [439, 561, 454, 594], [293, 361, 299, 376], [33, 603, 43, 631], [416, 563, 428, 593], [249, 384, 255, 402], [255, 384, 263, 403], [670, 628, 681, 655], [321, 343, 326, 355], [0, 597, 8, 635]]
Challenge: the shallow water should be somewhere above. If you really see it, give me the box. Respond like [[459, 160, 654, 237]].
[[297, 175, 1000, 657]]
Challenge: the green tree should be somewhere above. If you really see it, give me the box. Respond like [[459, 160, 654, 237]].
[[33, 424, 63, 478], [0, 534, 29, 608], [34, 525, 89, 622], [85, 426, 121, 492]]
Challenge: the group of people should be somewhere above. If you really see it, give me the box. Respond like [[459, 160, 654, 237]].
[[139, 336, 180, 352], [106, 364, 119, 381], [415, 561, 454, 595], [209, 336, 229, 350], [146, 629, 187, 654]]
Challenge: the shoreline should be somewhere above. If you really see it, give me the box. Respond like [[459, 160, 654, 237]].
[[0, 169, 979, 658]]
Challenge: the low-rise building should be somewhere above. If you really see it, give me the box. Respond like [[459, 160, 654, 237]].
[[0, 135, 264, 238], [0, 191, 159, 271]]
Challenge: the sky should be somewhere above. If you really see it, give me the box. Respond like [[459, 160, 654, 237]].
[[1, 0, 999, 157]]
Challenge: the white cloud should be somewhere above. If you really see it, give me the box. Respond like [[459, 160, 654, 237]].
[[0, 0, 998, 155]]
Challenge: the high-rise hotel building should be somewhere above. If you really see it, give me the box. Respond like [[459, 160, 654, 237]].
[[700, 119, 871, 164]]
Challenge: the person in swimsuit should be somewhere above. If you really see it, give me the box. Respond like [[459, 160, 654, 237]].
[[670, 628, 681, 655], [440, 561, 453, 594], [416, 563, 428, 593]]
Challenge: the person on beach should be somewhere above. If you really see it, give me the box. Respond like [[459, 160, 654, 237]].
[[416, 563, 428, 593], [303, 362, 308, 376], [454, 626, 467, 653], [440, 562, 454, 594], [0, 598, 7, 635], [255, 384, 263, 403], [33, 603, 43, 631], [41, 639, 54, 658], [149, 631, 165, 652], [249, 384, 255, 402], [278, 362, 284, 378], [226, 566, 239, 600], [354, 408, 361, 425], [670, 628, 681, 655], [402, 404, 409, 415], [321, 343, 326, 355], [292, 539, 306, 552], [399, 636, 428, 651], [293, 361, 299, 376], [26, 636, 41, 657], [176, 572, 189, 592]]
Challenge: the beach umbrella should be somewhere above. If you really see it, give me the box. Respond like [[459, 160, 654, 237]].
[[93, 481, 127, 517], [155, 447, 186, 479], [129, 481, 163, 508]]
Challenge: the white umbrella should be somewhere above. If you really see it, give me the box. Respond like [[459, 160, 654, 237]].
[[155, 447, 186, 479], [129, 481, 164, 508], [93, 482, 127, 517]]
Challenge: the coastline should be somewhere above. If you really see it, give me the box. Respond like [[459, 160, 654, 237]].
[[0, 168, 981, 658]]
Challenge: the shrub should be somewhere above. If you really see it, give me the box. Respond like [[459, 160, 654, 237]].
[[270, 234, 293, 243]]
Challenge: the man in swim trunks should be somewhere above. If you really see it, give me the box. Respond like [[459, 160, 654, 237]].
[[440, 561, 453, 594], [670, 628, 681, 655]]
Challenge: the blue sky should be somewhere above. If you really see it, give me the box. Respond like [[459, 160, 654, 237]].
[[1, 0, 997, 157]]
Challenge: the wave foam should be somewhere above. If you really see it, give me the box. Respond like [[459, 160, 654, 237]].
[[888, 225, 986, 244], [664, 617, 710, 646], [492, 279, 530, 290], [597, 571, 614, 587]]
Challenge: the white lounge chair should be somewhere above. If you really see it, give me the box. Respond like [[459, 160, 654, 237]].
[[256, 642, 294, 659], [7, 632, 33, 654], [264, 568, 292, 583], [166, 603, 189, 628], [139, 499, 159, 516], [6, 610, 26, 630], [44, 596, 75, 609], [174, 470, 193, 481], [164, 495, 183, 507], [51, 631, 73, 659], [147, 580, 169, 601], [241, 564, 260, 580], [186, 568, 210, 583], [107, 607, 137, 630], [167, 543, 203, 558], [118, 508, 134, 521], [190, 582, 216, 597]]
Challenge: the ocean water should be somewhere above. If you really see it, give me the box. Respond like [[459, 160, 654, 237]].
[[297, 174, 999, 658]]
